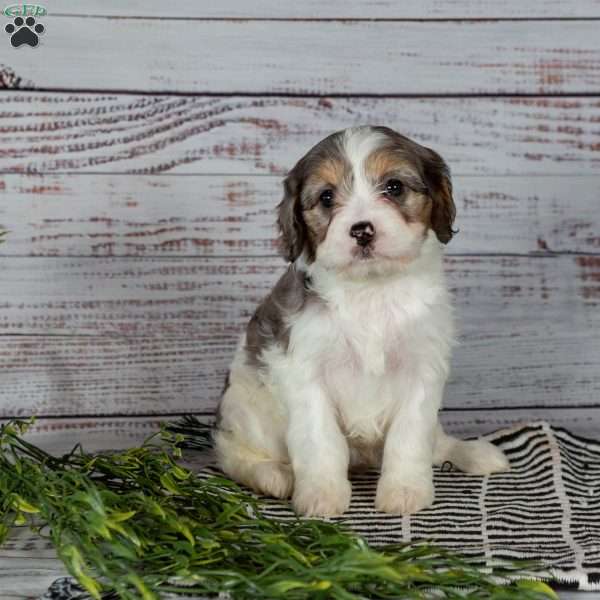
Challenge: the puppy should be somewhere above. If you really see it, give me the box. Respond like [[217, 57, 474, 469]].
[[214, 126, 509, 517]]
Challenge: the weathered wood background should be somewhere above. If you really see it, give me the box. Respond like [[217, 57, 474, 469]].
[[1, 1, 599, 444]]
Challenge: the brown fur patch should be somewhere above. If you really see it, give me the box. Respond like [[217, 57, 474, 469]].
[[296, 143, 353, 261], [371, 127, 456, 244], [278, 131, 350, 262], [364, 147, 430, 233], [364, 149, 417, 184], [402, 192, 432, 227], [311, 157, 347, 191], [428, 173, 455, 244], [303, 203, 333, 253]]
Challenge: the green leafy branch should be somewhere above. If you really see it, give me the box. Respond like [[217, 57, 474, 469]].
[[0, 418, 557, 600]]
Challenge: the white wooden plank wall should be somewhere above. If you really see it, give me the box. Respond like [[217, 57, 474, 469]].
[[45, 1, 600, 19], [5, 20, 600, 94], [0, 2, 599, 441]]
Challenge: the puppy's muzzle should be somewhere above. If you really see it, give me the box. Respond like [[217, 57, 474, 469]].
[[350, 221, 375, 247]]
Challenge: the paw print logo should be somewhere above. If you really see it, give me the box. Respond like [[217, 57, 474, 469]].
[[5, 16, 44, 47]]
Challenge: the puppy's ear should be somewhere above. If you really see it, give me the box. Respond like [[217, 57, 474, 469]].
[[423, 148, 456, 244], [276, 170, 306, 262]]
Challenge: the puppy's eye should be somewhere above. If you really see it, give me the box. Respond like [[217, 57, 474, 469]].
[[319, 189, 335, 208], [384, 179, 404, 198]]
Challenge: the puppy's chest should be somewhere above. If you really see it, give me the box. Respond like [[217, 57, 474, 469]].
[[316, 286, 431, 377], [325, 310, 401, 377], [314, 290, 428, 440], [286, 280, 448, 442]]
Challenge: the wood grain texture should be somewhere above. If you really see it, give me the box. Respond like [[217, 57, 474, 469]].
[[1, 173, 598, 257], [47, 1, 600, 19], [3, 20, 600, 94], [0, 335, 232, 417], [0, 254, 597, 415], [0, 554, 67, 600], [16, 415, 171, 452], [1, 94, 599, 176], [0, 328, 593, 416], [1, 255, 597, 337]]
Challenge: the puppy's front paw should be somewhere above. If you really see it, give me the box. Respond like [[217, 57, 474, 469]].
[[252, 461, 294, 499], [292, 477, 351, 517], [376, 476, 434, 515]]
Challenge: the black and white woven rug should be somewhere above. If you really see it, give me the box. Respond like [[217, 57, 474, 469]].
[[42, 421, 600, 598]]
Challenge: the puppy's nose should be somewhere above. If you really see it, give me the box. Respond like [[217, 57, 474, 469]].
[[349, 221, 375, 246]]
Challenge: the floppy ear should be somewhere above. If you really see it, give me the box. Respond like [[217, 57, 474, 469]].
[[276, 170, 306, 262], [422, 148, 456, 244]]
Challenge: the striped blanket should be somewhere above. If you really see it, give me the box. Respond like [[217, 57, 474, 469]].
[[42, 421, 600, 598]]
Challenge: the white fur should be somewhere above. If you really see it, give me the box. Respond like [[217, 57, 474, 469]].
[[215, 128, 509, 517]]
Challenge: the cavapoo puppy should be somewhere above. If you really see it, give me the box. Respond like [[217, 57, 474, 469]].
[[215, 126, 509, 517]]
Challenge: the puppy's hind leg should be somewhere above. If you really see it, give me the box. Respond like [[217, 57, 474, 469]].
[[433, 422, 510, 475], [214, 366, 293, 499]]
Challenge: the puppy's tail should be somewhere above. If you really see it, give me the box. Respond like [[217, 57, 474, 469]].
[[433, 423, 510, 475]]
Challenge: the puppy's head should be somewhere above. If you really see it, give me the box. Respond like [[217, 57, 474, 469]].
[[277, 126, 455, 276]]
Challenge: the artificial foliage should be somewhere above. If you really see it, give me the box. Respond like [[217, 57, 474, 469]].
[[0, 417, 558, 600]]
